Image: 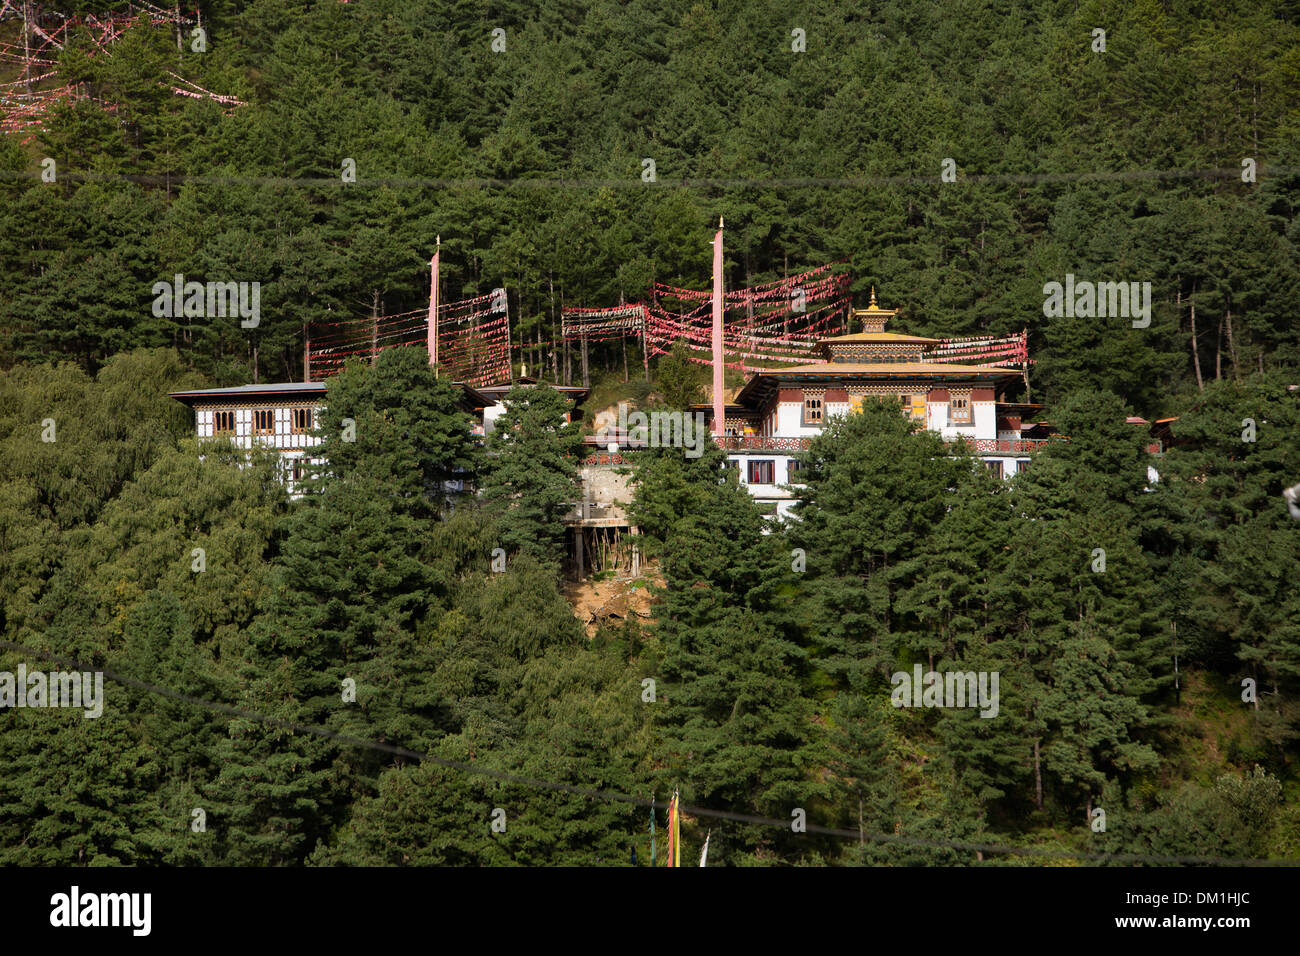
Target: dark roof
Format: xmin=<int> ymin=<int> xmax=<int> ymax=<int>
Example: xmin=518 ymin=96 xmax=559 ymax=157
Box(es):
xmin=170 ymin=379 xmax=494 ymax=412
xmin=454 ymin=384 xmax=495 ymax=409
xmin=734 ymin=362 xmax=1018 ymax=407
xmin=169 ymin=382 xmax=326 ymax=405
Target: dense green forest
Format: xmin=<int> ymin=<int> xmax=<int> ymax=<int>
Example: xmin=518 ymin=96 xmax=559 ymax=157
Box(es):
xmin=1 ymin=0 xmax=1297 ymax=409
xmin=1 ymin=348 xmax=1297 ymax=864
xmin=1 ymin=0 xmax=1298 ymax=865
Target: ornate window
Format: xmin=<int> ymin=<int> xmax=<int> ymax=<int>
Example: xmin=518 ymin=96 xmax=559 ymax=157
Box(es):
xmin=949 ymin=393 xmax=971 ymax=425
xmin=213 ymin=410 xmax=235 ymax=435
xmin=803 ymin=396 xmax=823 ymax=425
xmin=748 ymin=459 xmax=775 ymax=484
xmin=253 ymin=409 xmax=275 ymax=435
xmin=291 ymin=407 xmax=314 ymax=434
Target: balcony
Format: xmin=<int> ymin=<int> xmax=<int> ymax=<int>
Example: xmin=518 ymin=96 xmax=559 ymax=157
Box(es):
xmin=563 ymin=501 xmax=628 ymax=526
xmin=715 ymin=435 xmax=1051 ymax=454
xmin=715 ymin=436 xmax=812 ymax=452
xmin=581 ymin=451 xmax=633 ymax=466
xmin=591 ymin=435 xmax=1052 ymax=458
xmin=948 ymin=438 xmax=1051 ymax=454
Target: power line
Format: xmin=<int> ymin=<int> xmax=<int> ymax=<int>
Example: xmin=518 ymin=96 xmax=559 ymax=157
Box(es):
xmin=0 ymin=166 xmax=1295 ymax=191
xmin=0 ymin=638 xmax=1293 ymax=867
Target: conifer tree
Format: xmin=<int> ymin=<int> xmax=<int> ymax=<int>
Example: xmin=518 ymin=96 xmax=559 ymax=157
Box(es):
xmin=480 ymin=383 xmax=584 ymax=565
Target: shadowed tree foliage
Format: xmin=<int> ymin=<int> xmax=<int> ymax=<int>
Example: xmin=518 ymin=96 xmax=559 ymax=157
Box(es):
xmin=481 ymin=383 xmax=584 ymax=564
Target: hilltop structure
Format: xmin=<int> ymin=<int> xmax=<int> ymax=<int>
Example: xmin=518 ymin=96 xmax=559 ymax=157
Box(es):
xmin=168 ymin=379 xmax=494 ymax=495
xmin=691 ymin=291 xmax=1050 ymax=518
xmin=170 ymin=291 xmax=1119 ymax=572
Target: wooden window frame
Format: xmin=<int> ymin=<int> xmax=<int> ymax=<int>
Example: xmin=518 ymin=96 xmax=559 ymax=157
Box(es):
xmin=291 ymin=407 xmax=313 ymax=435
xmin=803 ymin=397 xmax=823 ymax=426
xmin=748 ymin=459 xmax=775 ymax=484
xmin=212 ymin=410 xmax=235 ymax=435
xmin=898 ymin=393 xmax=922 ymax=422
xmin=950 ymin=394 xmax=972 ymax=425
xmin=252 ymin=409 xmax=275 ymax=435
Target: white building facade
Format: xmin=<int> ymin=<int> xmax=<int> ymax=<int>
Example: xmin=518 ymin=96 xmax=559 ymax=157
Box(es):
xmin=170 ymin=379 xmax=494 ymax=497
xmin=170 ymin=382 xmax=328 ymax=495
xmin=699 ymin=295 xmax=1049 ymax=519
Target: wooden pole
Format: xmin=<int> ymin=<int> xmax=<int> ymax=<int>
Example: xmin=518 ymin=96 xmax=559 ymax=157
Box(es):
xmin=1226 ymin=307 xmax=1238 ymax=379
xmin=581 ymin=330 xmax=589 ymax=388
xmin=23 ymin=0 xmax=31 ymax=95
xmin=1021 ymin=327 xmax=1029 ymax=401
xmin=1188 ymin=287 xmax=1204 ymax=391
xmin=505 ymin=290 xmax=515 ymax=384
xmin=712 ymin=218 xmax=725 ymax=438
xmin=370 ymin=289 xmax=379 ymax=366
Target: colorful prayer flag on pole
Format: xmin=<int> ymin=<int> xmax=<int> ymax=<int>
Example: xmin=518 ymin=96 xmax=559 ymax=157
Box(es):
xmin=667 ymin=789 xmax=681 ymax=867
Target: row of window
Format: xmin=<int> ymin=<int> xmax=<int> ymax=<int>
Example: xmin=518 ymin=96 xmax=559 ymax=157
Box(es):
xmin=733 ymin=457 xmax=1025 ymax=484
xmin=831 ymin=353 xmax=916 ymax=364
xmin=211 ymin=407 xmax=315 ymax=436
xmin=728 ymin=458 xmax=803 ymax=485
xmin=802 ymin=394 xmax=956 ymax=425
xmin=984 ymin=459 xmax=1029 ymax=478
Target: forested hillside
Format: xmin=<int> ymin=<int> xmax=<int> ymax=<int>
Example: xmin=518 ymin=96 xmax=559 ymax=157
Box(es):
xmin=0 ymin=0 xmax=1298 ymax=866
xmin=2 ymin=0 xmax=1297 ymax=407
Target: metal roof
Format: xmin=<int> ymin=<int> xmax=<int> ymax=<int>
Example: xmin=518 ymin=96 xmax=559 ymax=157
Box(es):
xmin=169 ymin=379 xmax=494 ymax=410
xmin=169 ymin=382 xmax=326 ymax=403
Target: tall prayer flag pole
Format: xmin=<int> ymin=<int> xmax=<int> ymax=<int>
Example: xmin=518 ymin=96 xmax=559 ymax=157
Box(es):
xmin=649 ymin=796 xmax=657 ymax=868
xmin=711 ymin=220 xmax=724 ymax=438
xmin=666 ymin=788 xmax=681 ymax=867
xmin=428 ymin=236 xmax=440 ymax=374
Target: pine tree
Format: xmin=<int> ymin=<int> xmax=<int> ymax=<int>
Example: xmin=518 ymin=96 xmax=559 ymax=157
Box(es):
xmin=480 ymin=383 xmax=584 ymax=564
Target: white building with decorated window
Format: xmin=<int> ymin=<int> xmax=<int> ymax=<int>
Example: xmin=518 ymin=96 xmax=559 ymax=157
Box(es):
xmin=169 ymin=380 xmax=492 ymax=496
xmin=695 ymin=293 xmax=1050 ymax=519
xmin=169 ymin=382 xmax=328 ymax=493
